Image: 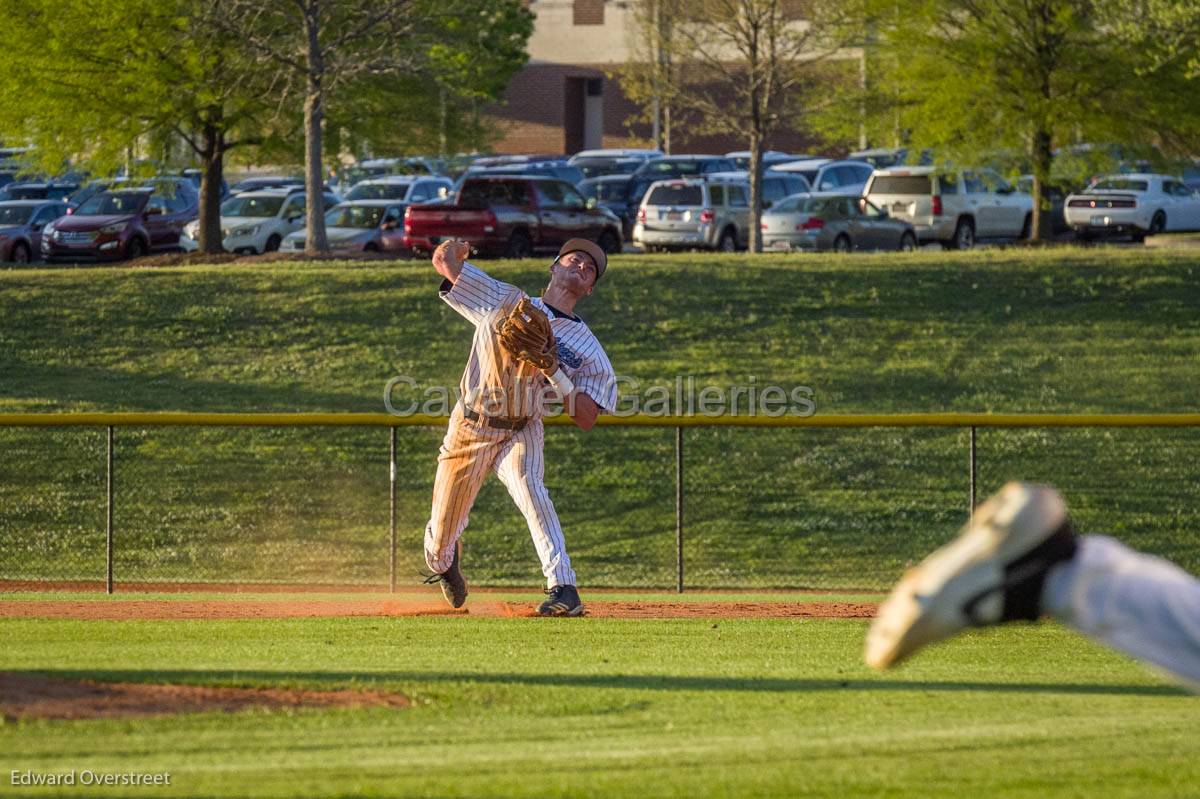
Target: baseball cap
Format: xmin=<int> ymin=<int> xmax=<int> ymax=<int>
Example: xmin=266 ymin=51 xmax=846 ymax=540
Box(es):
xmin=557 ymin=238 xmax=607 ymax=281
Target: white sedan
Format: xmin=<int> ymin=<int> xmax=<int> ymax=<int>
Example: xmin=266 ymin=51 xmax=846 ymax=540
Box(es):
xmin=1064 ymin=173 xmax=1200 ymax=241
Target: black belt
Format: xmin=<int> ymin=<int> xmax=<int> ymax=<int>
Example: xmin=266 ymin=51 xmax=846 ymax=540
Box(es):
xmin=462 ymin=405 xmax=529 ymax=431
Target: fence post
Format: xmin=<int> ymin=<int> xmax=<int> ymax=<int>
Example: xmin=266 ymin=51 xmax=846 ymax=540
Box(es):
xmin=968 ymin=425 xmax=977 ymax=522
xmin=106 ymin=425 xmax=114 ymax=595
xmin=389 ymin=425 xmax=397 ymax=594
xmin=675 ymin=425 xmax=684 ymax=594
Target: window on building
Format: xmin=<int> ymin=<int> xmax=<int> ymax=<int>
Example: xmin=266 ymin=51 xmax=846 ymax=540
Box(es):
xmin=573 ymin=0 xmax=604 ymax=25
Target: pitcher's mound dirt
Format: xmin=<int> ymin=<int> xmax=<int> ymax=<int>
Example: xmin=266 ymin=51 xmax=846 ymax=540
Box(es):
xmin=0 ymin=672 xmax=408 ymax=721
xmin=0 ymin=598 xmax=876 ymax=621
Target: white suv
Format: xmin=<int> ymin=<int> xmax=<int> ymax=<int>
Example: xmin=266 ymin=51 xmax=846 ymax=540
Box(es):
xmin=633 ymin=176 xmax=750 ymax=251
xmin=182 ymin=187 xmax=340 ymax=253
xmin=863 ymin=167 xmax=1034 ymax=248
xmin=344 ymin=175 xmax=452 ymax=203
xmin=773 ymin=158 xmax=876 ymax=194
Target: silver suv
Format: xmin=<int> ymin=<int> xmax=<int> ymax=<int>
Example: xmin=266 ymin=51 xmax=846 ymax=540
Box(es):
xmin=863 ymin=167 xmax=1034 ymax=248
xmin=632 ymin=177 xmax=749 ymax=251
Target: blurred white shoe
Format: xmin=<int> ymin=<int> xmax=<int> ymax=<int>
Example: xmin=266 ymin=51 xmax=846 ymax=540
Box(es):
xmin=865 ymin=482 xmax=1078 ymax=670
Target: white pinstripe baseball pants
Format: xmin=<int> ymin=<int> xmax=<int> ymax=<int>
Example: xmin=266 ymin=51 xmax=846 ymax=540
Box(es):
xmin=1043 ymin=535 xmax=1200 ymax=689
xmin=424 ymin=405 xmax=576 ymax=588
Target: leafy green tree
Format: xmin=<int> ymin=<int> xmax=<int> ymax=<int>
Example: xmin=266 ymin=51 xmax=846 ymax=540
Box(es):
xmin=629 ymin=0 xmax=857 ymax=252
xmin=325 ymin=0 xmax=533 ymax=159
xmin=618 ymin=0 xmax=686 ymax=153
xmin=862 ymin=0 xmax=1200 ymax=240
xmin=0 ymin=0 xmax=279 ymax=253
xmin=216 ymin=0 xmax=531 ymax=254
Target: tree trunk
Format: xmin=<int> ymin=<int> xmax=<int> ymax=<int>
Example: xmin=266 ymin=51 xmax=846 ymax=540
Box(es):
xmin=198 ymin=125 xmax=225 ymax=255
xmin=1031 ymin=128 xmax=1053 ymax=242
xmin=303 ymin=4 xmax=328 ymax=254
xmin=748 ymin=133 xmax=763 ymax=253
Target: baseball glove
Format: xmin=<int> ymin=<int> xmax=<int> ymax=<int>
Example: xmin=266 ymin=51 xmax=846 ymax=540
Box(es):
xmin=497 ymin=297 xmax=558 ymax=372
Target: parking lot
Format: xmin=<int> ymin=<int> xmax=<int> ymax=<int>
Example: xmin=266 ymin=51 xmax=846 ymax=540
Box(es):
xmin=3 ymin=148 xmax=1200 ymax=267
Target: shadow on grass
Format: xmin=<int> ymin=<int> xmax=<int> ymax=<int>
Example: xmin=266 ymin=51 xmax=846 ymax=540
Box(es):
xmin=14 ymin=669 xmax=1190 ymax=698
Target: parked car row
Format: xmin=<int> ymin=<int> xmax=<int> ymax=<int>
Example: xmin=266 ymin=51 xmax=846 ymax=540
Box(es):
xmin=5 ymin=144 xmax=1200 ymax=265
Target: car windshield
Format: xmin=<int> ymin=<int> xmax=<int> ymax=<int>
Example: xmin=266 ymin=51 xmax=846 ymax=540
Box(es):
xmin=768 ymin=195 xmax=804 ymax=214
xmin=220 ymin=195 xmax=286 ymax=217
xmin=0 ymin=206 xmax=33 ymax=225
xmin=1090 ymin=178 xmax=1148 ymax=192
xmin=325 ymin=205 xmax=383 ymax=228
xmin=460 ymin=180 xmax=529 ymax=208
xmin=646 ymin=184 xmax=703 ymax=206
xmin=346 ymin=183 xmax=411 ymax=201
xmin=76 ymin=192 xmax=145 ymax=216
xmin=581 ymin=181 xmax=629 ymax=202
xmin=802 ymin=197 xmax=846 ymax=216
xmin=69 ymin=183 xmax=115 ymax=206
xmin=643 ymin=160 xmax=704 ymax=175
xmin=7 ymin=187 xmax=47 ymax=200
xmin=869 ymin=175 xmax=932 ymax=194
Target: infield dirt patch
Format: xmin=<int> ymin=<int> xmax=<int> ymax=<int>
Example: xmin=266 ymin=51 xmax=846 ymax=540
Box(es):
xmin=0 ymin=672 xmax=408 ymax=721
xmin=0 ymin=598 xmax=877 ymax=621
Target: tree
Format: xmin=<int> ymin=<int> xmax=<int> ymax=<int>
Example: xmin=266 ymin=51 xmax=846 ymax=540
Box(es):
xmin=864 ymin=0 xmax=1200 ymax=240
xmin=216 ymin=0 xmax=531 ymax=254
xmin=619 ymin=0 xmax=686 ymax=152
xmin=325 ymin=0 xmax=533 ymax=159
xmin=623 ymin=0 xmax=859 ymax=252
xmin=0 ymin=0 xmax=280 ymax=253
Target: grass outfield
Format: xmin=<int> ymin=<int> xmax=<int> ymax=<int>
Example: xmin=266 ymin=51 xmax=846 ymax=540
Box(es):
xmin=1 ymin=603 xmax=1197 ymax=798
xmin=2 ymin=249 xmax=1199 ymax=588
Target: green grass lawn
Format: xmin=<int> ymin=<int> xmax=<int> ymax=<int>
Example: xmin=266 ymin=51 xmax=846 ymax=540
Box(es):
xmin=1 ymin=609 xmax=1196 ymax=798
xmin=2 ymin=249 xmax=1199 ymax=589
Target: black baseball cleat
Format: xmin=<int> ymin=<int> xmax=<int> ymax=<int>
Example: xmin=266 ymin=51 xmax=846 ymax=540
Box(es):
xmin=537 ymin=584 xmax=586 ymax=617
xmin=423 ymin=539 xmax=468 ymax=609
xmin=865 ymin=482 xmax=1079 ymax=669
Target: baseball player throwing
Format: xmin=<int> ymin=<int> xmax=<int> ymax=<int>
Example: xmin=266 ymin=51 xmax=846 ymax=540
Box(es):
xmin=423 ymin=238 xmax=617 ymax=616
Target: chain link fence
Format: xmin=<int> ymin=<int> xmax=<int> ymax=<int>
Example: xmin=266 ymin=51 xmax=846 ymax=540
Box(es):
xmin=1 ymin=417 xmax=1198 ymax=591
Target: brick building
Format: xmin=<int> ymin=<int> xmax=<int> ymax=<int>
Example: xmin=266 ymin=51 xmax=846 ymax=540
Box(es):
xmin=487 ymin=0 xmax=823 ymax=156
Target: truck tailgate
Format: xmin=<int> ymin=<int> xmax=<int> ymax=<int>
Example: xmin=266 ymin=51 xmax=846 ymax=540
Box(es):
xmin=405 ymin=205 xmax=494 ymax=239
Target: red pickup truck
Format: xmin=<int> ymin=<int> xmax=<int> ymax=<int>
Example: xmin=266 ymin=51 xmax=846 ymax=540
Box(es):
xmin=403 ymin=175 xmax=623 ymax=258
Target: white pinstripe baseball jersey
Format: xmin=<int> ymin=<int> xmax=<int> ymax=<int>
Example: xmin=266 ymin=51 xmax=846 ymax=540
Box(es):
xmin=439 ymin=262 xmax=617 ymax=419
xmin=424 ymin=261 xmax=615 ymax=590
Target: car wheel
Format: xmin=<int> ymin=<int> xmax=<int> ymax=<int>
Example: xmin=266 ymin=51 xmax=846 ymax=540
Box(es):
xmin=597 ymin=230 xmax=621 ymax=255
xmin=833 ymin=234 xmax=852 ymax=253
xmin=1074 ymin=228 xmax=1093 ymax=243
xmin=264 ymin=233 xmax=282 ymax=253
xmin=364 ymin=242 xmax=380 ymax=253
xmin=505 ymin=230 xmax=533 ymax=259
xmin=716 ymin=228 xmax=737 ymax=252
xmin=952 ymin=218 xmax=975 ymax=250
xmin=126 ymin=237 xmax=146 ymax=260
xmin=898 ymin=232 xmax=916 ymax=252
xmin=1020 ymin=213 xmax=1032 ymax=240
xmin=1148 ymin=211 xmax=1166 ymax=236
xmin=11 ymin=241 xmax=30 ymax=264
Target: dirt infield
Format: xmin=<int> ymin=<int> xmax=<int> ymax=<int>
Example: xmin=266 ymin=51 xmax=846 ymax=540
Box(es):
xmin=0 ymin=672 xmax=409 ymax=721
xmin=0 ymin=598 xmax=877 ymax=621
xmin=1 ymin=667 xmax=408 ymax=719
xmin=0 ymin=598 xmax=874 ymax=720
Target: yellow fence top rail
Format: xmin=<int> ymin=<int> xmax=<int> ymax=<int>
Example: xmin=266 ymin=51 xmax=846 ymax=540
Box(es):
xmin=1 ymin=412 xmax=1199 ymax=428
